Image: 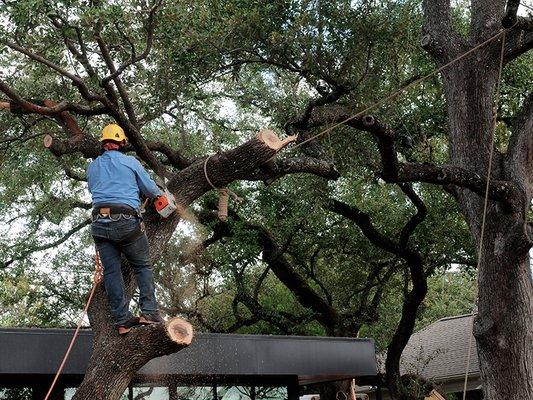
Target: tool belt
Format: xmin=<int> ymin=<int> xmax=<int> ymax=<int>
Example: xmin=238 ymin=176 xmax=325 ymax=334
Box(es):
xmin=91 ymin=204 xmax=145 ymax=245
xmin=91 ymin=205 xmax=141 ymax=221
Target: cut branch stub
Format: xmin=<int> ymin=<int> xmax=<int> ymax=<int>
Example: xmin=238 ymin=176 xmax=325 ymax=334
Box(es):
xmin=420 ymin=34 xmax=432 ymax=49
xmin=166 ymin=317 xmax=194 ymax=345
xmin=43 ymin=133 xmax=100 ymax=159
xmin=362 ymin=115 xmax=375 ymax=127
xmin=258 ymin=129 xmax=297 ymax=151
xmin=43 ymin=134 xmax=54 ymax=149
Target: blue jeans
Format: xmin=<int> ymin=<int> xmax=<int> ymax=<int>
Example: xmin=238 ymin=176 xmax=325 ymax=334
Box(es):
xmin=91 ymin=217 xmax=158 ymax=325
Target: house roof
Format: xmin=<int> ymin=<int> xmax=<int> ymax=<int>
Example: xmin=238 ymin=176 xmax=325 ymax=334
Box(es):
xmin=0 ymin=328 xmax=377 ymax=386
xmin=400 ymin=314 xmax=479 ymax=381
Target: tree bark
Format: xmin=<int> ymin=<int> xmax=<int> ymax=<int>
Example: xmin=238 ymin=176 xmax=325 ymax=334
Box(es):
xmin=473 ymin=221 xmax=533 ymax=399
xmin=434 ymin=13 xmax=533 ymax=400
xmin=318 ymin=379 xmax=352 ymax=400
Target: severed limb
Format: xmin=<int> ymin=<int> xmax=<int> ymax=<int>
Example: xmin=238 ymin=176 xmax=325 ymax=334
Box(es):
xmin=166 ymin=317 xmax=194 ymax=345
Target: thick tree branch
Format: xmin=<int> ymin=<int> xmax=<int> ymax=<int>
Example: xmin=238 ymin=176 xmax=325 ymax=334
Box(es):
xmin=509 ymin=16 xmax=533 ymax=30
xmin=421 ymin=0 xmax=461 ymax=61
xmin=252 ymin=156 xmax=340 ymax=183
xmin=164 ymin=131 xmax=295 ymax=206
xmin=44 ymin=133 xmax=100 ymax=159
xmin=398 ymin=184 xmax=428 ymax=248
xmin=145 ymin=141 xmax=191 ymax=169
xmin=505 ymin=26 xmax=533 ymax=62
xmin=253 ymin=225 xmax=340 ymax=333
xmin=303 ymin=106 xmax=524 ymax=211
xmin=0 ymin=86 xmax=106 ymax=116
xmin=395 ymin=162 xmax=523 ymax=211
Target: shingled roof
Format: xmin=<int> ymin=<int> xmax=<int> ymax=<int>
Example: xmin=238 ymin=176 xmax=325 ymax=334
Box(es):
xmin=400 ymin=314 xmax=479 ymax=381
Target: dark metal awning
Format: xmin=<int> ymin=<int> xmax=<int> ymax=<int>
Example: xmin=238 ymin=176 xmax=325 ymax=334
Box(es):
xmin=0 ymin=328 xmax=377 ymax=386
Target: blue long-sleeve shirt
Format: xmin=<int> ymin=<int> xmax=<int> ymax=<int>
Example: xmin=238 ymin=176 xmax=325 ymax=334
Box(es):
xmin=87 ymin=150 xmax=162 ymax=210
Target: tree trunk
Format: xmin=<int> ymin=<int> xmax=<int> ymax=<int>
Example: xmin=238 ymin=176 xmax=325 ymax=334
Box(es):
xmin=72 ymin=318 xmax=192 ymax=400
xmin=385 ymin=257 xmax=428 ymax=400
xmin=442 ymin=47 xmax=533 ymax=400
xmin=318 ymin=379 xmax=352 ymax=400
xmin=474 ymin=224 xmax=533 ymax=399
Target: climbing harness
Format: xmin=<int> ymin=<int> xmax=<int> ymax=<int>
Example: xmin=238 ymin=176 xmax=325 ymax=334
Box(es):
xmin=43 ymin=249 xmax=103 ymax=400
xmin=91 ymin=205 xmax=142 ymax=221
xmin=203 ymin=154 xmax=243 ymax=221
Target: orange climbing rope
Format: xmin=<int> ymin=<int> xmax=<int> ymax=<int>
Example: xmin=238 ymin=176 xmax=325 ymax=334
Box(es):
xmin=43 ymin=249 xmax=103 ymax=400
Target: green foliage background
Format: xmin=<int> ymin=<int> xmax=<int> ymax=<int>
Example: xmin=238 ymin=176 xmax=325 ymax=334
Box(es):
xmin=0 ymin=0 xmax=530 ymax=354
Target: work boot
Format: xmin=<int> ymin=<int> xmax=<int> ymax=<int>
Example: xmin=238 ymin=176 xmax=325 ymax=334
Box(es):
xmin=117 ymin=316 xmax=141 ymax=335
xmin=139 ymin=313 xmax=165 ymax=324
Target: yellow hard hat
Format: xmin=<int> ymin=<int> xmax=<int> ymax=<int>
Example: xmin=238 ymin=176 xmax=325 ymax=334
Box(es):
xmin=100 ymin=124 xmax=127 ymax=143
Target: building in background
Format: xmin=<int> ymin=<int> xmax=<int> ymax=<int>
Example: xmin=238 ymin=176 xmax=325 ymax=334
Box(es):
xmin=0 ymin=328 xmax=377 ymax=400
xmin=359 ymin=314 xmax=482 ymax=400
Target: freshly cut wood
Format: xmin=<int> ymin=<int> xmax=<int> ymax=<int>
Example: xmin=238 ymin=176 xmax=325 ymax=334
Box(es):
xmin=0 ymin=101 xmax=10 ymax=110
xmin=218 ymin=188 xmax=229 ymax=221
xmin=44 ymin=134 xmax=54 ymax=148
xmin=257 ymin=129 xmax=297 ymax=151
xmin=424 ymin=390 xmax=446 ymax=400
xmin=166 ymin=317 xmax=194 ymax=345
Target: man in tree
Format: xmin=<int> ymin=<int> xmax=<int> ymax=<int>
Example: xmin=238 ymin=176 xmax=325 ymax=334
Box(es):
xmin=88 ymin=123 xmax=165 ymax=335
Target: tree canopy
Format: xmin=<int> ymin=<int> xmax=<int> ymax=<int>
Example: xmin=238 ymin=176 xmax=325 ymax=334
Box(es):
xmin=0 ymin=0 xmax=531 ymax=399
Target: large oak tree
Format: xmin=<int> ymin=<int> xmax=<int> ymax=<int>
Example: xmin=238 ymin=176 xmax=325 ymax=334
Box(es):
xmin=0 ymin=1 xmax=531 ymax=399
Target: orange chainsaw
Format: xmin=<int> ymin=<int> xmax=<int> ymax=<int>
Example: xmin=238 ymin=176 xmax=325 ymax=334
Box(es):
xmin=154 ymin=178 xmax=178 ymax=218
